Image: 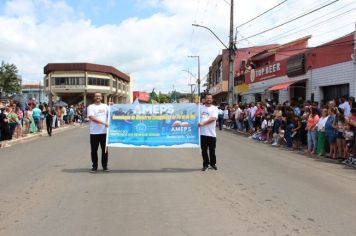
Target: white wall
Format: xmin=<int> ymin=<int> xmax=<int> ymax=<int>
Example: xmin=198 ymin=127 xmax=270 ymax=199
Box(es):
xmin=309 ymin=61 xmax=356 ymax=101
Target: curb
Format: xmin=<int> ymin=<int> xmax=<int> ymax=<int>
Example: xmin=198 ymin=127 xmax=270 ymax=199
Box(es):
xmin=223 ymin=127 xmax=356 ymax=169
xmin=5 ymin=125 xmax=86 ymax=147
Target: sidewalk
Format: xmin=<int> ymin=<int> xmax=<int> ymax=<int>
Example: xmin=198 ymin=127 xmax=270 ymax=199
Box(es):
xmin=223 ymin=126 xmax=356 ymax=169
xmin=2 ymin=124 xmax=86 ymax=148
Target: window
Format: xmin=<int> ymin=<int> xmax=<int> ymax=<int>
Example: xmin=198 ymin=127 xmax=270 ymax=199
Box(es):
xmin=88 ymin=77 xmax=110 ymax=86
xmin=323 ymin=84 xmax=349 ymax=102
xmin=52 ymin=77 xmax=85 ymax=86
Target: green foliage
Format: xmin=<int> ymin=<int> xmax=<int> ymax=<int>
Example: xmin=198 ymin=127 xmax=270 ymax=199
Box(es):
xmin=158 ymin=94 xmax=170 ymax=103
xmin=0 ymin=61 xmax=21 ymax=96
xmin=149 ymin=89 xmax=158 ymax=103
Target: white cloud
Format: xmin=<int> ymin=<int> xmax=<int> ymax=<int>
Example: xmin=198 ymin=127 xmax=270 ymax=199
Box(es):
xmin=0 ymin=0 xmax=355 ymax=92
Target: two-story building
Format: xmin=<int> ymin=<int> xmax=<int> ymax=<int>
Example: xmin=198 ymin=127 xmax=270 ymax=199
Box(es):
xmin=44 ymin=63 xmax=132 ymax=106
xmin=207 ymin=45 xmax=278 ymax=104
xmin=243 ymin=31 xmax=356 ymax=104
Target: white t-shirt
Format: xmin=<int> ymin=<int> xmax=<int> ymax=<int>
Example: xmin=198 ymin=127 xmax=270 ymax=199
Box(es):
xmin=223 ymin=110 xmax=229 ymax=119
xmin=316 ymin=116 xmax=328 ymax=131
xmin=87 ymin=103 xmax=109 ymax=134
xmin=200 ymin=105 xmax=219 ymax=137
xmin=339 ymin=101 xmax=351 ymax=117
xmin=235 ymin=108 xmax=242 ymax=120
xmin=261 ymin=119 xmax=268 ymax=130
xmin=250 ymin=106 xmax=257 ymax=118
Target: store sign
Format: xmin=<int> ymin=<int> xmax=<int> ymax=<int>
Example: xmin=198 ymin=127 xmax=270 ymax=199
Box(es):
xmin=246 ymin=60 xmax=286 ymax=84
xmin=287 ymin=54 xmax=306 ymax=77
xmin=210 ymin=81 xmax=228 ymax=95
xmin=255 ymin=63 xmax=281 ymax=78
xmin=235 ymin=83 xmax=249 ymax=94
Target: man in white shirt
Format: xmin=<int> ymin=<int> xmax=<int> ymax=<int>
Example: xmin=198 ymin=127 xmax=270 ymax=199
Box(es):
xmin=338 ymin=96 xmax=351 ymax=117
xmin=87 ymin=93 xmax=109 ymax=173
xmin=199 ymin=94 xmax=219 ymax=171
xmin=248 ymin=102 xmax=257 ymax=132
xmin=235 ymin=104 xmax=242 ymax=131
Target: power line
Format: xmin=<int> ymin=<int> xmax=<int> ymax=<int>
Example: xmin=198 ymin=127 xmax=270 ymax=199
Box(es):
xmin=259 ymin=4 xmax=356 ymax=45
xmin=236 ymin=0 xmax=331 ymax=33
xmin=313 ymin=23 xmax=355 ymax=41
xmin=236 ymin=0 xmax=339 ymax=43
xmin=235 ymin=0 xmax=288 ymax=29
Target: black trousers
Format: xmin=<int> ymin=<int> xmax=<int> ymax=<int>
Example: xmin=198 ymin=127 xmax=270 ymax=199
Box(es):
xmin=46 ymin=119 xmax=52 ymax=136
xmin=90 ymin=134 xmax=108 ymax=169
xmin=200 ymin=135 xmax=217 ymax=167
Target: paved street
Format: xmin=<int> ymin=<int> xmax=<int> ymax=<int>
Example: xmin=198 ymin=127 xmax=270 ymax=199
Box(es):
xmin=1 ymin=127 xmax=356 ymax=236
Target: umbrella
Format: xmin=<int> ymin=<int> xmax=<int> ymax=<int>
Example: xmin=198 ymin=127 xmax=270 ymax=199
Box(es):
xmin=10 ymin=94 xmax=26 ymax=103
xmin=54 ymin=101 xmax=68 ymax=107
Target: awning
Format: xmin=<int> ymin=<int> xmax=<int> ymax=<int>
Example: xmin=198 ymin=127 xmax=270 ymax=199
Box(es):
xmin=241 ymin=88 xmax=266 ymax=96
xmin=268 ymin=81 xmax=297 ymax=91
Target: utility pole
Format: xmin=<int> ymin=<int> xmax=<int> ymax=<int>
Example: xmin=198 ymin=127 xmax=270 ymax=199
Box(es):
xmin=188 ymin=55 xmax=201 ymax=100
xmin=188 ymin=83 xmax=195 ymax=103
xmin=228 ymin=0 xmax=235 ymax=105
xmin=192 ymin=0 xmax=235 ymax=104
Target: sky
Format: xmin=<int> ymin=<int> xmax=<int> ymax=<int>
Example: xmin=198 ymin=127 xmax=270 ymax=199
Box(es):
xmin=0 ymin=0 xmax=355 ymax=94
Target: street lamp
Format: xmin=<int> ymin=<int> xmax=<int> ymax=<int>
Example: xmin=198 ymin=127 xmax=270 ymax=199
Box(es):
xmin=192 ymin=0 xmax=235 ymax=104
xmin=188 ymin=55 xmax=200 ymax=101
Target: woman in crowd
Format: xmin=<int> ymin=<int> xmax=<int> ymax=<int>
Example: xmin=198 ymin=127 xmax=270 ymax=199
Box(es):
xmin=306 ymin=107 xmax=319 ymax=154
xmin=266 ymin=114 xmax=274 ymax=143
xmin=235 ymin=104 xmax=243 ymax=131
xmin=0 ymin=107 xmax=11 ymax=148
xmin=243 ymin=104 xmax=250 ymax=133
xmin=284 ymin=113 xmax=295 ymax=148
xmin=223 ymin=106 xmax=229 ymax=128
xmin=254 ymin=103 xmax=264 ymax=132
xmin=45 ymin=106 xmax=54 ymax=136
xmin=343 ymin=123 xmax=354 ymax=162
xmin=28 ymin=106 xmax=37 ymax=133
xmin=217 ymin=105 xmax=224 ymax=130
xmin=316 ymin=108 xmax=328 ymax=156
xmin=23 ymin=106 xmax=31 ymax=134
xmin=39 ymin=103 xmax=46 ymax=131
xmin=325 ymin=108 xmax=337 ymax=158
xmin=7 ymin=106 xmax=19 ymax=139
xmin=334 ymin=109 xmax=345 ymax=159
xmin=300 ymin=105 xmax=310 ymax=147
xmin=15 ymin=106 xmax=23 ymax=138
xmin=292 ymin=115 xmax=302 ymax=150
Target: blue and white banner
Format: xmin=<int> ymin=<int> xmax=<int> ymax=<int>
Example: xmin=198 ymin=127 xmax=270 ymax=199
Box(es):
xmin=107 ymin=103 xmax=200 ymax=148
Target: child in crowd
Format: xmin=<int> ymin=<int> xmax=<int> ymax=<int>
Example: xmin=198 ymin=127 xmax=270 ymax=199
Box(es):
xmin=342 ymin=123 xmax=355 ymax=164
xmin=265 ymin=115 xmax=274 ymax=143
xmin=260 ymin=115 xmax=268 ymax=141
xmin=292 ymin=115 xmax=302 ymax=150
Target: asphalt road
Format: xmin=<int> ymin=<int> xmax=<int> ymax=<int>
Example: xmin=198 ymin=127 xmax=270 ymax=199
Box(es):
xmin=1 ymin=126 xmax=356 ymax=236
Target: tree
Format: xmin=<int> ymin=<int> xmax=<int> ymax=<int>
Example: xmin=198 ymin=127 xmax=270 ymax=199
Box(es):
xmin=149 ymin=89 xmax=158 ymax=103
xmin=0 ymin=61 xmax=21 ymax=96
xmin=158 ymin=94 xmax=170 ymax=103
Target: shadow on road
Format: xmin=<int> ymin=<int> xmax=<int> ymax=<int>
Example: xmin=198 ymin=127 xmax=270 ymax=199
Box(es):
xmin=62 ymin=168 xmax=202 ymax=174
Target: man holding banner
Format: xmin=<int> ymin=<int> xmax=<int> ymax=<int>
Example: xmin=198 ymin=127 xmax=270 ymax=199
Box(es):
xmin=87 ymin=93 xmax=109 ymax=173
xmin=199 ymin=94 xmax=219 ymax=171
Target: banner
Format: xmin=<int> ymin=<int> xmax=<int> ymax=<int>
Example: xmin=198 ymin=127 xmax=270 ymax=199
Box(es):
xmin=107 ymin=103 xmax=200 ymax=148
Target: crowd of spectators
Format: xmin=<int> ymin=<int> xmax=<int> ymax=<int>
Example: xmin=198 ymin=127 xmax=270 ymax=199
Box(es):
xmin=0 ymin=98 xmax=87 ymax=148
xmin=218 ymin=96 xmax=356 ymax=166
